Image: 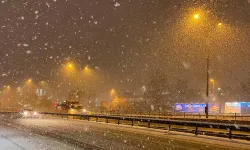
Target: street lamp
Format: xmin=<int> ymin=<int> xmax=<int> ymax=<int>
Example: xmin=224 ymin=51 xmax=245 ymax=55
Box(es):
xmin=67 ymin=63 xmax=74 ymax=69
xmin=191 ymin=13 xmax=223 ymax=118
xmin=193 ymin=14 xmax=199 ymax=19
xmin=84 ymin=66 xmax=89 ymax=71
xmin=110 ymin=89 xmax=115 ymax=97
xmin=28 ymin=79 xmax=32 ymax=83
xmin=217 ymin=23 xmax=222 ymax=27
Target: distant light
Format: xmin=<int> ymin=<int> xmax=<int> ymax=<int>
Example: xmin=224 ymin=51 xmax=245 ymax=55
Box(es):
xmin=84 ymin=66 xmax=89 ymax=70
xmin=23 ymin=111 xmax=28 ymax=116
xmin=110 ymin=89 xmax=115 ymax=96
xmin=218 ymin=23 xmax=222 ymax=27
xmin=210 ymin=79 xmax=214 ymax=82
xmin=28 ymin=79 xmax=32 ymax=83
xmin=65 ymin=62 xmax=75 ymax=72
xmin=193 ymin=14 xmax=199 ymax=19
xmin=218 ymin=88 xmax=221 ymax=91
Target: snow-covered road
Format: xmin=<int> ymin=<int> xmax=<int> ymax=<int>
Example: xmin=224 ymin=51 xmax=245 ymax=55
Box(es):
xmin=0 ymin=124 xmax=82 ymax=150
xmin=1 ymin=114 xmax=250 ymax=150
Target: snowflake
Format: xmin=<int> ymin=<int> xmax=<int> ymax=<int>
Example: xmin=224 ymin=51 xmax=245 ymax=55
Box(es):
xmin=114 ymin=2 xmax=120 ymax=7
xmin=26 ymin=50 xmax=31 ymax=54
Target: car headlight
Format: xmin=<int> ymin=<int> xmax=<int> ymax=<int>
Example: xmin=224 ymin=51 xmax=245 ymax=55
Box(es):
xmin=33 ymin=112 xmax=38 ymax=115
xmin=83 ymin=109 xmax=87 ymax=112
xmin=23 ymin=111 xmax=28 ymax=116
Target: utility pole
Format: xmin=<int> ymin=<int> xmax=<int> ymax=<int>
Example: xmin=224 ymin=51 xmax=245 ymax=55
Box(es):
xmin=205 ymin=55 xmax=210 ymax=118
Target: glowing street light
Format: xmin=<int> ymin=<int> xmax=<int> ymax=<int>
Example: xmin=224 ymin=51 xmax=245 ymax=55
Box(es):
xmin=84 ymin=66 xmax=89 ymax=71
xmin=66 ymin=62 xmax=74 ymax=69
xmin=82 ymin=65 xmax=94 ymax=78
xmin=189 ymin=13 xmax=225 ymax=119
xmin=64 ymin=62 xmax=76 ymax=76
xmin=110 ymin=89 xmax=116 ymax=97
xmin=27 ymin=79 xmax=32 ymax=83
xmin=193 ymin=13 xmax=199 ymax=19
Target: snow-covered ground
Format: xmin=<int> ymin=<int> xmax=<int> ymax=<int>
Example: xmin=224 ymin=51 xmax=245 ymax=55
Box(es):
xmin=1 ymin=114 xmax=250 ymax=150
xmin=0 ymin=124 xmax=82 ymax=150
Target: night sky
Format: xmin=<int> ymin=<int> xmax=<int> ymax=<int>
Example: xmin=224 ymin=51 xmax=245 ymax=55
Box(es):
xmin=0 ymin=0 xmax=250 ymax=92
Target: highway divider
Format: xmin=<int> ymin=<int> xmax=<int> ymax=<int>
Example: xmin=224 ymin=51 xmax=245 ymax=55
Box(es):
xmin=39 ymin=112 xmax=250 ymax=140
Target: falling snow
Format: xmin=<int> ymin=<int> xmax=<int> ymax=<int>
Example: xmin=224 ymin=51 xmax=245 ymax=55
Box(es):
xmin=0 ymin=2 xmax=249 ymax=149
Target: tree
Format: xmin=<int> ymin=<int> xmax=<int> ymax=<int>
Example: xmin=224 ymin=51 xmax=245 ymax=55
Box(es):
xmin=101 ymin=101 xmax=111 ymax=113
xmin=111 ymin=96 xmax=128 ymax=113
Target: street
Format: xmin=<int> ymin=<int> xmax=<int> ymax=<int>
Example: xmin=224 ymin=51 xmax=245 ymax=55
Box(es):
xmin=1 ymin=114 xmax=250 ymax=150
xmin=0 ymin=124 xmax=80 ymax=150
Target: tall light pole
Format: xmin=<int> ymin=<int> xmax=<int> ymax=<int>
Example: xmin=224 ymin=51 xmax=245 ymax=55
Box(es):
xmin=205 ymin=24 xmax=222 ymax=118
xmin=65 ymin=62 xmax=81 ymax=90
xmin=205 ymin=55 xmax=210 ymax=118
xmin=192 ymin=13 xmax=210 ymax=118
xmin=64 ymin=62 xmax=95 ymax=107
xmin=191 ymin=13 xmax=223 ymax=118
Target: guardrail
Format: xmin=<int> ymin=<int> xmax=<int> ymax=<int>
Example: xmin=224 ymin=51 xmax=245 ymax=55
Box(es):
xmin=104 ymin=112 xmax=250 ymax=121
xmin=39 ymin=112 xmax=250 ymax=140
xmin=0 ymin=111 xmax=18 ymax=114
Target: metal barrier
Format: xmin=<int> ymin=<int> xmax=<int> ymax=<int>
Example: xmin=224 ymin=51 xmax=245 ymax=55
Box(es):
xmin=0 ymin=111 xmax=18 ymax=114
xmin=39 ymin=112 xmax=250 ymax=140
xmin=104 ymin=113 xmax=250 ymax=121
xmin=1 ymin=111 xmax=249 ymax=140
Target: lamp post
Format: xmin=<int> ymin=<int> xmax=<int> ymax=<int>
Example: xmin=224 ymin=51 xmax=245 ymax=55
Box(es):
xmin=205 ymin=55 xmax=210 ymax=118
xmin=191 ymin=13 xmax=223 ymax=118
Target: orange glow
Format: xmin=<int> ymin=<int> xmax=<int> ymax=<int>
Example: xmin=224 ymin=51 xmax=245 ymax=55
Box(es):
xmin=217 ymin=23 xmax=222 ymax=27
xmin=110 ymin=89 xmax=115 ymax=96
xmin=193 ymin=14 xmax=199 ymax=19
